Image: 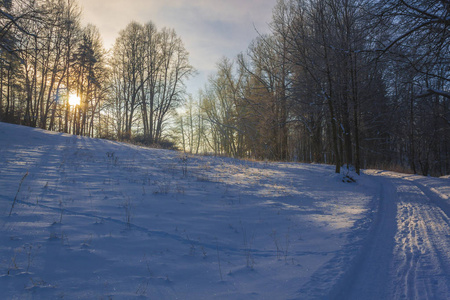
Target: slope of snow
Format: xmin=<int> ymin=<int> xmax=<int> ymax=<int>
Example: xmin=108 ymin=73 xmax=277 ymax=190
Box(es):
xmin=0 ymin=122 xmax=449 ymax=299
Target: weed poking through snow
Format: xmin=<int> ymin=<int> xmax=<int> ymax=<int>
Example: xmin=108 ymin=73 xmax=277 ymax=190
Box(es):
xmin=9 ymin=171 xmax=29 ymax=216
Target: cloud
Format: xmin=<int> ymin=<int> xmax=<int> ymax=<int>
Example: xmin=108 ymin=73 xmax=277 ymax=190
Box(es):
xmin=77 ymin=0 xmax=277 ymax=94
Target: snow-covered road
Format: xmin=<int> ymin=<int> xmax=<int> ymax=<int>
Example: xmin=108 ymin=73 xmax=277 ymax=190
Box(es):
xmin=335 ymin=171 xmax=450 ymax=300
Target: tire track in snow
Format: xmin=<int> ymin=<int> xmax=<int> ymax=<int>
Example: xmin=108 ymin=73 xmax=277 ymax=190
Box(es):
xmin=391 ymin=179 xmax=450 ymax=300
xmin=294 ymin=173 xmax=385 ymax=300
xmin=412 ymin=180 xmax=450 ymax=225
xmin=330 ymin=173 xmax=397 ymax=300
xmin=336 ymin=171 xmax=450 ymax=300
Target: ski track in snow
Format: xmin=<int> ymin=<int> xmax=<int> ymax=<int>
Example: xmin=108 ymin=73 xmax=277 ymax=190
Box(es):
xmin=1 ymin=123 xmax=450 ymax=299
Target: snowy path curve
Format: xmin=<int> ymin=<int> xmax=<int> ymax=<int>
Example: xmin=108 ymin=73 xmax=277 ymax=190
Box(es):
xmin=335 ymin=170 xmax=450 ymax=300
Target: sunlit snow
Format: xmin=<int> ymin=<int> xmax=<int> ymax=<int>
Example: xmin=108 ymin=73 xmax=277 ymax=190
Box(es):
xmin=0 ymin=123 xmax=449 ymax=299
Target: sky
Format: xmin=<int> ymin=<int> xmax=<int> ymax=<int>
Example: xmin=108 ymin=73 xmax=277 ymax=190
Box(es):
xmin=77 ymin=0 xmax=278 ymax=96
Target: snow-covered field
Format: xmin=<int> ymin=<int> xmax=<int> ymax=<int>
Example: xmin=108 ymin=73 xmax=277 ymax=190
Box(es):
xmin=0 ymin=122 xmax=449 ymax=299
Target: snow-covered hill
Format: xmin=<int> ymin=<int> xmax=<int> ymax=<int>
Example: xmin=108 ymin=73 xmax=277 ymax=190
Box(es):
xmin=0 ymin=122 xmax=449 ymax=299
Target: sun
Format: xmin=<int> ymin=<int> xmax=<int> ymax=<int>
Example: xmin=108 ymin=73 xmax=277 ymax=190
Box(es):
xmin=68 ymin=94 xmax=81 ymax=106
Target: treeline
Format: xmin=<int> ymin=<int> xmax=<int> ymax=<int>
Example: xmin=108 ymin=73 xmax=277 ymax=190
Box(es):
xmin=0 ymin=0 xmax=194 ymax=144
xmin=177 ymin=0 xmax=450 ymax=176
xmin=1 ymin=0 xmax=449 ymax=176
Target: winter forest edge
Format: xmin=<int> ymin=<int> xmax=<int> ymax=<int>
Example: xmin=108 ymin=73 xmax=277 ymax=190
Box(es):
xmin=1 ymin=0 xmax=449 ymax=176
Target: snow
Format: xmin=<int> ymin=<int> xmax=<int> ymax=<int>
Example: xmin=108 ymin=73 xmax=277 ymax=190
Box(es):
xmin=0 ymin=122 xmax=449 ymax=299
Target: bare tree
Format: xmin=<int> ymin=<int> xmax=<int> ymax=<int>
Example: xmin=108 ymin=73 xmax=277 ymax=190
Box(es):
xmin=110 ymin=21 xmax=194 ymax=143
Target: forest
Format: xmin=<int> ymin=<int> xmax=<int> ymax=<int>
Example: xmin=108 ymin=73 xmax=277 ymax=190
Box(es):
xmin=1 ymin=0 xmax=449 ymax=176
